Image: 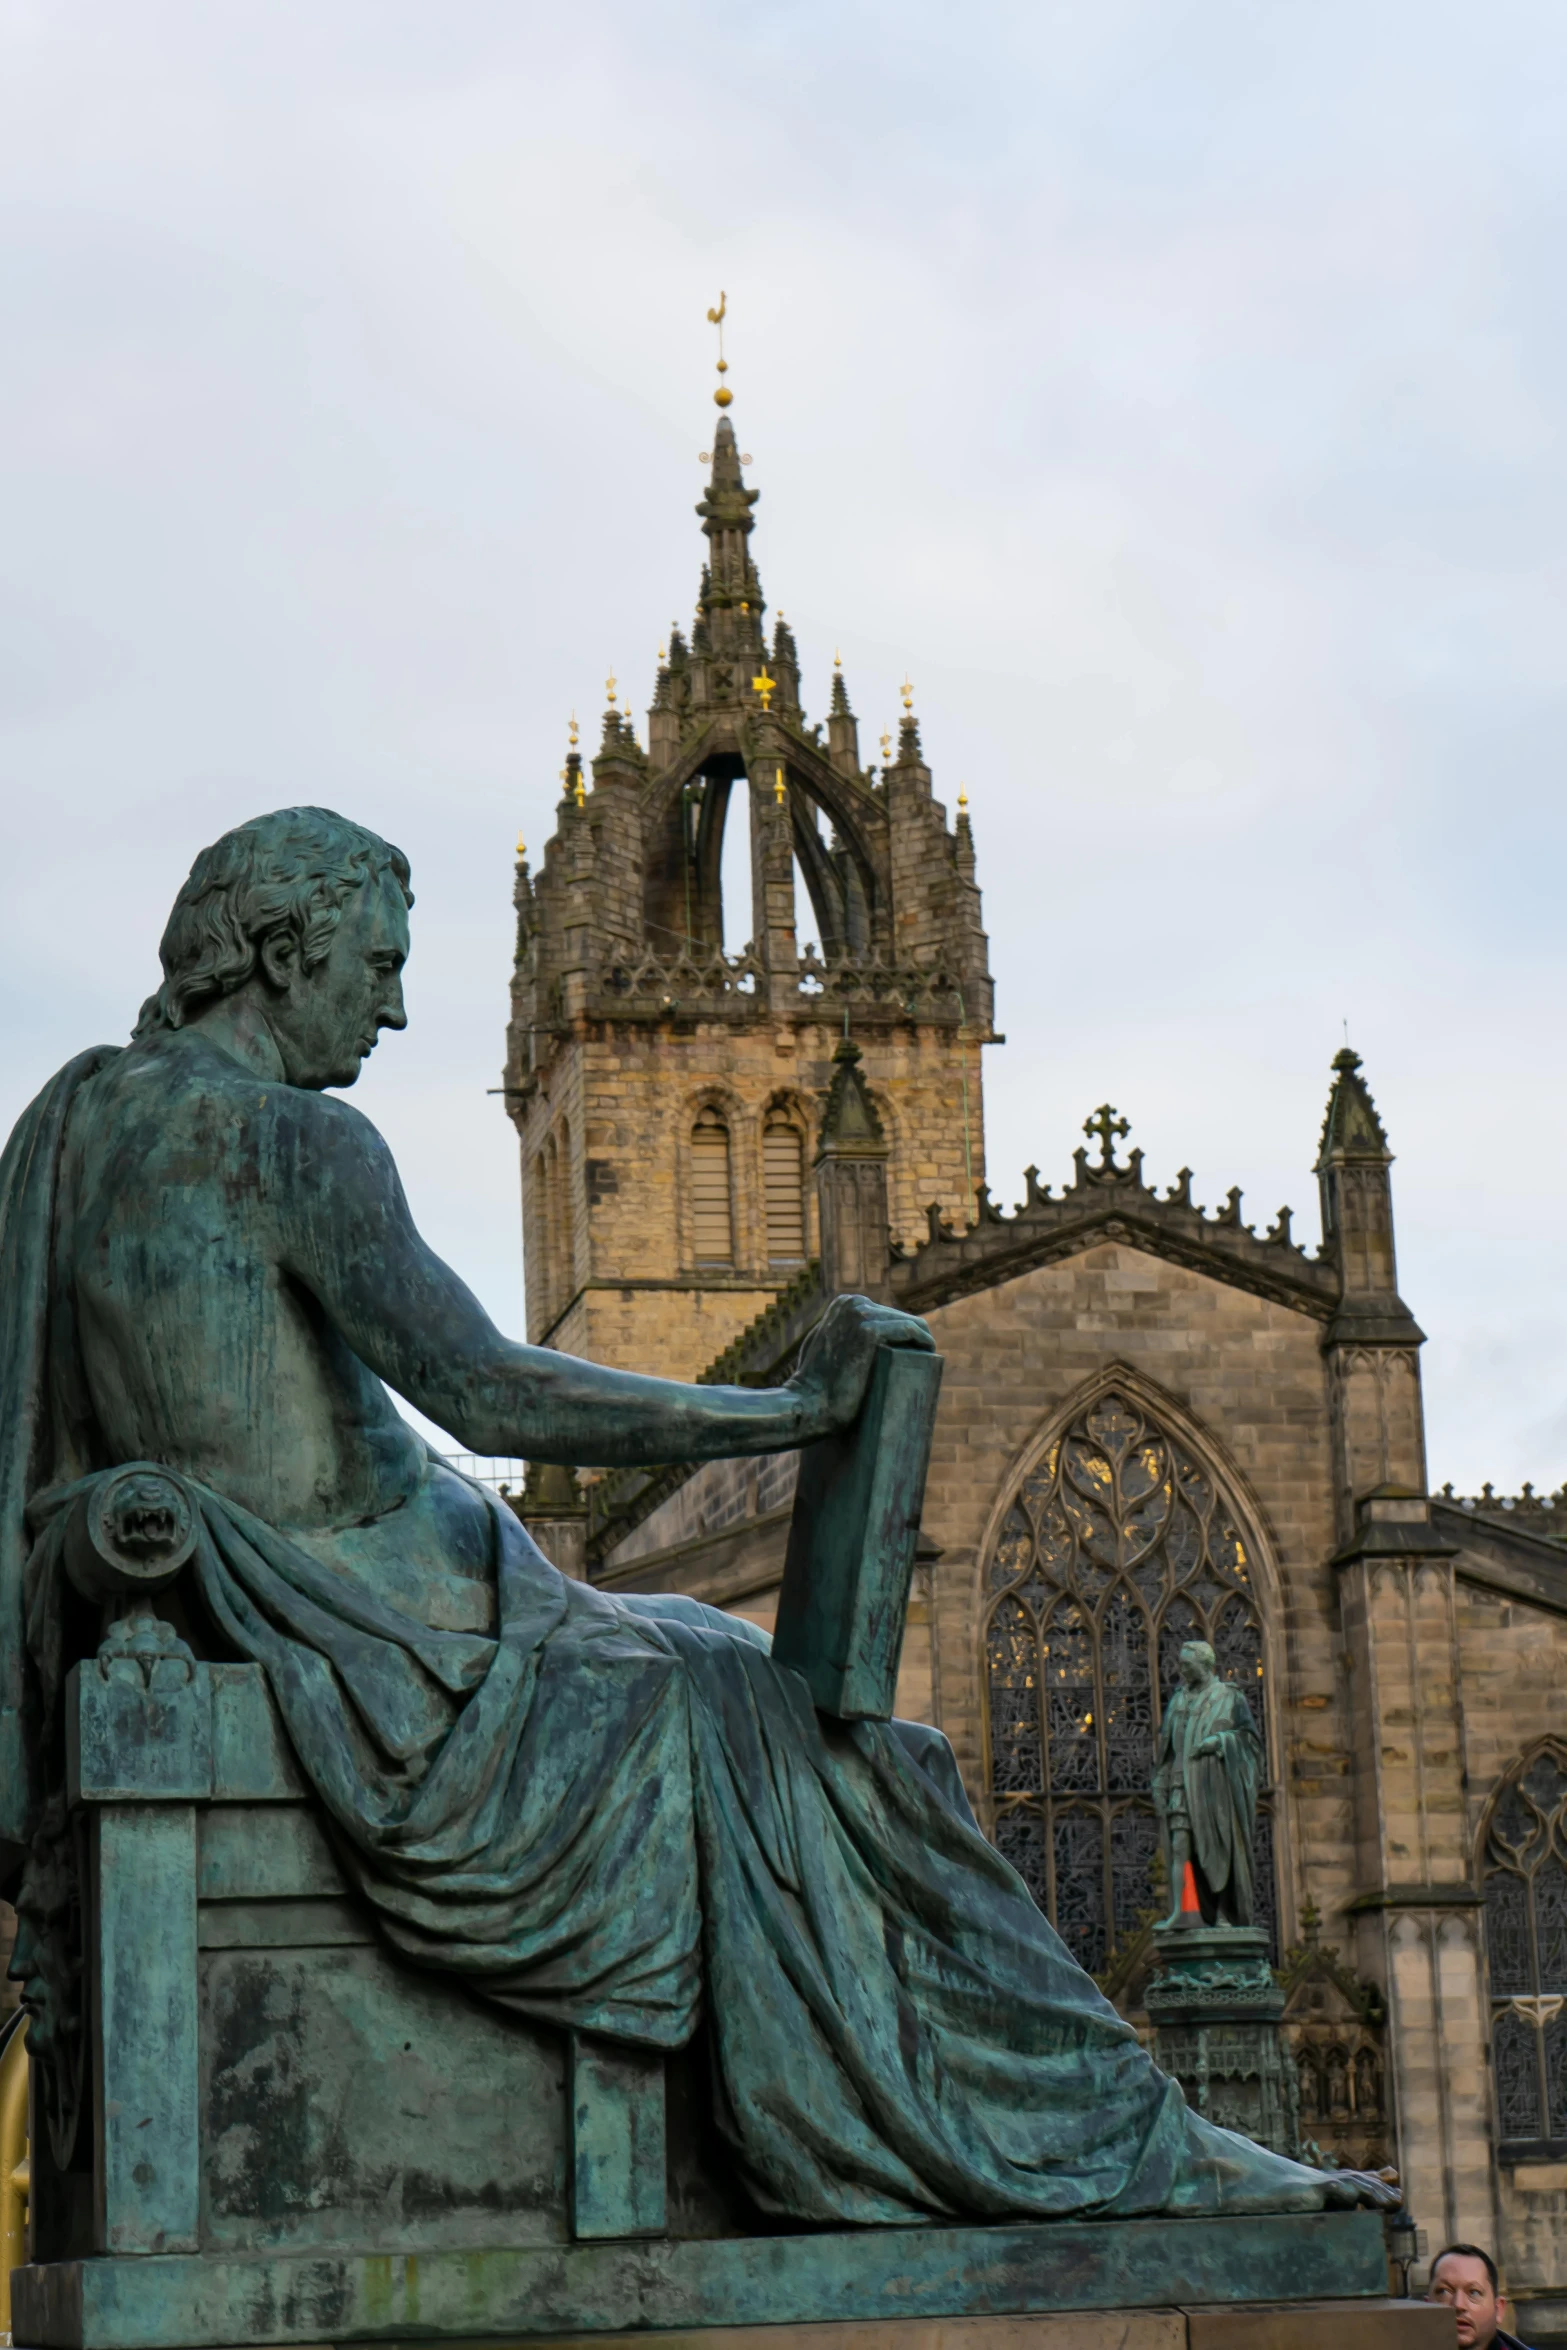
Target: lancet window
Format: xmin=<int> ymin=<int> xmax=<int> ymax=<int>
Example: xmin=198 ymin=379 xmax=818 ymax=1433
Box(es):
xmin=1483 ymin=1743 xmax=1567 ymax=2154
xmin=762 ymin=1119 xmax=806 ymax=1264
xmin=982 ymin=1389 xmax=1276 ymax=1978
xmin=690 ymin=1107 xmax=735 ymax=1266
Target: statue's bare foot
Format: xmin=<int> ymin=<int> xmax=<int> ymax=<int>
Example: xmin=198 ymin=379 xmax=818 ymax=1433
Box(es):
xmin=1319 ymin=2167 xmax=1402 ymax=2211
xmin=96 ymin=1603 xmax=195 ymax=1689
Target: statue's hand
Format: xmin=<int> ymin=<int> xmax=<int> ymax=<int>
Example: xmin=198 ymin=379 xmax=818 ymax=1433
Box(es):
xmin=788 ymin=1294 xmax=934 ymax=1437
xmin=1193 ymin=1737 xmax=1223 ymax=1757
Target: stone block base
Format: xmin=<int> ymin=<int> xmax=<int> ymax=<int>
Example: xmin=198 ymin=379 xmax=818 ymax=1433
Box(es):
xmin=13 ymin=2210 xmax=1402 ymax=2350
xmin=10 ymin=2307 xmax=1458 ymax=2350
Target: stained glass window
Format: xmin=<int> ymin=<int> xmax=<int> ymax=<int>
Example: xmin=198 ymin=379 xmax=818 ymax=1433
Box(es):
xmin=981 ymin=1389 xmax=1277 ymax=1976
xmin=1483 ymin=1741 xmax=1567 ymax=2152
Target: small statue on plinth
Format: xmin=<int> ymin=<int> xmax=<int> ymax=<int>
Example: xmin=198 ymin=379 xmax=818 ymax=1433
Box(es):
xmin=1148 ymin=1640 xmax=1299 ymax=2156
xmin=1153 ymin=1638 xmax=1263 ymax=1928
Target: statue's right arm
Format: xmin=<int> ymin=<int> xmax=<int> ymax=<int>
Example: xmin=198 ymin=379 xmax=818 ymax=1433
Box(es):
xmin=276 ymin=1095 xmax=930 ymax=1466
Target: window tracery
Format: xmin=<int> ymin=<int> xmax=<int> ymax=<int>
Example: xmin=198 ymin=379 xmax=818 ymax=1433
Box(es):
xmin=982 ymin=1389 xmax=1276 ymax=1978
xmin=1483 ymin=1741 xmax=1567 ymax=2151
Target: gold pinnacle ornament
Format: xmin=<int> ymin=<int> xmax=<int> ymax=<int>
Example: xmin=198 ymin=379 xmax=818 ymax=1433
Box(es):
xmin=706 ymin=292 xmax=732 ymax=408
xmin=774 ymin=766 xmax=787 ymax=806
xmin=568 ymin=714 xmax=579 ymax=746
xmin=752 ymin=668 xmax=775 ymax=713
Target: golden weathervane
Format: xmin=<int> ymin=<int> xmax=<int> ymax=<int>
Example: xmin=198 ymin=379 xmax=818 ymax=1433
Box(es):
xmin=707 ymin=293 xmax=733 ymax=408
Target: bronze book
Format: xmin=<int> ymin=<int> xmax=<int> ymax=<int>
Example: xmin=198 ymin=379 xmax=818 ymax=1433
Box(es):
xmin=772 ymin=1344 xmax=945 ymax=1720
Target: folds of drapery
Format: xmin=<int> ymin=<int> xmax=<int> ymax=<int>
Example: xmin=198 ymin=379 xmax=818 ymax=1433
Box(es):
xmin=150 ymin=1478 xmax=1323 ymax=2225
xmin=0 ymin=1048 xmax=121 ymax=1878
xmin=1184 ymin=1687 xmax=1263 ymax=1914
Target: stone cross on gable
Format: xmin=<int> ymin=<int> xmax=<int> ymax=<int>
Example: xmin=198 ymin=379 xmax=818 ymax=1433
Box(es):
xmin=1084 ymin=1104 xmax=1130 ymax=1169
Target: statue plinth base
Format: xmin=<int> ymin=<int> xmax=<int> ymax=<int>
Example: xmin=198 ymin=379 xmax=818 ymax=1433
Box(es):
xmin=11 ymin=2215 xmax=1428 ymax=2349
xmin=17 ymin=1662 xmax=1398 ymax=2350
xmin=1148 ymin=1924 xmax=1300 ymax=2159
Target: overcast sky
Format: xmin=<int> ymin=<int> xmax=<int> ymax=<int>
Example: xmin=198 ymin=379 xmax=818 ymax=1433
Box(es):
xmin=2 ymin=2 xmax=1564 ymax=1490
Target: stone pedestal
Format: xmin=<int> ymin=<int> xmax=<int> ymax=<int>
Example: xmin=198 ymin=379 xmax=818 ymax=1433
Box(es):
xmin=1148 ymin=1924 xmax=1301 ymax=2159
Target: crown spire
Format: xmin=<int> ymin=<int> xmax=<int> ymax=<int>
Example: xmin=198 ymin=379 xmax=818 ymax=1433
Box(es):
xmin=695 ymin=414 xmax=764 ymax=655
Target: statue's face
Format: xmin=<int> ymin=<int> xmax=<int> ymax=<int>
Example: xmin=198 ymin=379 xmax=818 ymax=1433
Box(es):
xmin=266 ymin=873 xmax=410 ymax=1090
xmin=1178 ymin=1643 xmax=1214 ymax=1690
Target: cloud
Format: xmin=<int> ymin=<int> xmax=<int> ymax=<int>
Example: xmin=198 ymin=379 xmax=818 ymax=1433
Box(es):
xmin=2 ymin=0 xmax=1565 ymax=1485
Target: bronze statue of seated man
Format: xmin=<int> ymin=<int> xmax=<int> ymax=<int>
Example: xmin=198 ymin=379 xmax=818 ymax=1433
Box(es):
xmin=0 ymin=807 xmax=1394 ymax=2230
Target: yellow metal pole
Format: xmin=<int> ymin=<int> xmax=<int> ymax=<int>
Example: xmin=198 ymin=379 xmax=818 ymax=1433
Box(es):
xmin=0 ymin=2017 xmax=29 ymax=2341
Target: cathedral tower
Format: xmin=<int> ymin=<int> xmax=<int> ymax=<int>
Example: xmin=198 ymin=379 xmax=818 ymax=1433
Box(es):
xmin=504 ymin=409 xmax=995 ymax=1378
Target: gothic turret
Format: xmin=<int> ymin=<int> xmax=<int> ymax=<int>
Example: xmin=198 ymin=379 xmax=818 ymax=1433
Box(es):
xmin=1314 ymin=1047 xmax=1428 ymax=1539
xmin=814 ymin=1033 xmax=891 ymax=1301
xmin=1316 ymin=1049 xmax=1422 ymax=1348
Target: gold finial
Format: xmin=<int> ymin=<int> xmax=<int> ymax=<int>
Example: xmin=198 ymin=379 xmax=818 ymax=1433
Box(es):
xmin=901 ymin=676 xmax=914 ymax=711
xmin=706 ymin=292 xmax=733 ymax=408
xmin=658 ymin=641 xmax=666 ymax=662
xmin=880 ymin=729 xmax=892 ymax=759
xmin=605 ymin=672 xmax=617 ymax=706
xmin=559 ymin=766 xmax=569 ymax=786
xmin=568 ymin=713 xmax=579 ymax=746
xmin=774 ymin=766 xmax=787 ymax=807
xmin=516 ymin=834 xmax=527 ymax=858
xmin=957 ymin=786 xmax=968 ymax=810
xmin=751 ymin=667 xmax=775 ymax=713
xmin=833 ymin=648 xmax=842 ymax=669
xmin=740 ymin=599 xmax=749 ymax=615
xmin=574 ymin=773 xmax=587 ymax=809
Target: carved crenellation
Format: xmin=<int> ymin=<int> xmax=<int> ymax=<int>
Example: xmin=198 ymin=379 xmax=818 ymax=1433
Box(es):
xmin=888 ymin=1127 xmax=1338 ymax=1322
xmin=1440 ymin=1482 xmax=1567 ymax=1544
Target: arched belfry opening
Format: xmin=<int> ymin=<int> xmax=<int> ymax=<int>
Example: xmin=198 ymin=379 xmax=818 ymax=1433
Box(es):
xmin=506 ymin=407 xmax=996 ymax=1378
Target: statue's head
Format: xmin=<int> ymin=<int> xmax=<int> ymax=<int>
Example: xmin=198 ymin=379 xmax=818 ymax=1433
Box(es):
xmin=1177 ymin=1639 xmax=1217 ymax=1690
xmin=134 ymin=807 xmax=414 ymax=1090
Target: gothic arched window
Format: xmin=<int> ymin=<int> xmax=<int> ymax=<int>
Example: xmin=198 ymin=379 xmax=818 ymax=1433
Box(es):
xmin=1483 ymin=1743 xmax=1567 ymax=2154
xmin=690 ymin=1107 xmax=734 ymax=1266
xmin=762 ymin=1118 xmax=806 ymax=1264
xmin=982 ymin=1388 xmax=1276 ymax=1978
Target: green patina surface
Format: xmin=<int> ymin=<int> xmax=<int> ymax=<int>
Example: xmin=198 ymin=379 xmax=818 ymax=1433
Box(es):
xmin=1 ymin=812 xmax=1401 ymax=2350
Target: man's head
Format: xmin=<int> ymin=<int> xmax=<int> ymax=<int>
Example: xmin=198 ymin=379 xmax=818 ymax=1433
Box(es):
xmin=1178 ymin=1640 xmax=1217 ymax=1691
xmin=135 ymin=808 xmax=413 ymax=1090
xmin=1427 ymin=2244 xmax=1507 ymax=2349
